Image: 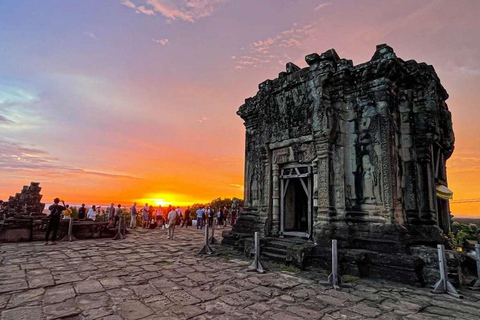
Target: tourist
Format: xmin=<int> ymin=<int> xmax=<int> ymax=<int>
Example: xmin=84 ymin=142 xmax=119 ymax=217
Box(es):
xmin=148 ymin=205 xmax=155 ymax=228
xmin=207 ymin=206 xmax=214 ymax=228
xmin=223 ymin=206 xmax=230 ymax=227
xmin=62 ymin=204 xmax=72 ymax=219
xmin=217 ymin=207 xmax=223 ymax=227
xmin=45 ymin=198 xmax=66 ymax=245
xmin=183 ymin=206 xmax=191 ymax=228
xmin=142 ymin=203 xmax=149 ymax=228
xmin=196 ymin=206 xmax=205 ymax=229
xmin=167 ymin=207 xmax=178 ymax=239
xmin=130 ymin=202 xmax=137 ymax=228
xmin=97 ymin=206 xmax=102 ymax=221
xmin=87 ymin=205 xmax=97 ymax=221
xmin=107 ymin=203 xmax=115 ymax=227
xmin=175 ymin=206 xmax=182 ymax=226
xmin=114 ymin=204 xmax=122 ymax=227
xmin=231 ymin=209 xmax=237 ymax=226
xmin=156 ymin=205 xmax=164 ymax=228
xmin=78 ymin=204 xmax=86 ymax=220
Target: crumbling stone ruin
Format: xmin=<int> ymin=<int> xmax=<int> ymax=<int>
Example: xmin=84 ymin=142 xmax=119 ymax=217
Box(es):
xmin=0 ymin=182 xmax=45 ymax=219
xmin=225 ymin=44 xmax=458 ymax=284
xmin=0 ymin=183 xmax=116 ymax=242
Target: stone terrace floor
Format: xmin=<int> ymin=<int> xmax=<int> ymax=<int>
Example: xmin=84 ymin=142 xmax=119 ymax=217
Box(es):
xmin=1 ymin=227 xmax=480 ymax=320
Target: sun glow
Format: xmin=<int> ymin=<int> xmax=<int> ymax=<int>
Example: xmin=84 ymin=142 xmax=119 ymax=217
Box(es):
xmin=137 ymin=192 xmax=213 ymax=207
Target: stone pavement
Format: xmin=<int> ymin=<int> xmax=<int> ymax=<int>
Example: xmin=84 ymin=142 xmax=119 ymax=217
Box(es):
xmin=1 ymin=227 xmax=479 ymax=320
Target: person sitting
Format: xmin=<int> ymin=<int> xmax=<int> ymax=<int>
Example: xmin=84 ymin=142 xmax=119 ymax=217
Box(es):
xmin=87 ymin=205 xmax=97 ymax=221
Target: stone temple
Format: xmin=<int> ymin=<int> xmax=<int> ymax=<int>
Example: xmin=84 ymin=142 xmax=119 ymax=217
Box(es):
xmin=225 ymin=44 xmax=455 ymax=284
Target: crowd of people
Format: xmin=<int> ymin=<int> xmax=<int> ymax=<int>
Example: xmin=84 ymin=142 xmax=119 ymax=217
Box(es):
xmin=44 ymin=198 xmax=241 ymax=245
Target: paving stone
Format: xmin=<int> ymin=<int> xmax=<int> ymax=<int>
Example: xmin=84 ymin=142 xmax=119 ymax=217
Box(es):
xmin=99 ymin=278 xmax=125 ymax=290
xmin=74 ymin=280 xmax=104 ymax=294
xmin=54 ymin=273 xmax=83 ymax=285
xmin=1 ymin=306 xmax=44 ymax=320
xmin=75 ymin=292 xmax=110 ymax=310
xmin=1 ymin=228 xmax=480 ymax=320
xmin=0 ymin=294 xmax=10 ymax=309
xmin=43 ymin=284 xmax=76 ymax=305
xmin=190 ymin=288 xmax=217 ymax=301
xmin=7 ymin=288 xmax=44 ymax=309
xmin=0 ymin=279 xmax=29 ymax=293
xmin=27 ymin=275 xmax=55 ymax=289
xmin=130 ymin=284 xmax=160 ymax=298
xmin=115 ymin=300 xmax=153 ymax=320
xmin=165 ymin=290 xmax=201 ymax=306
xmin=43 ymin=299 xmax=81 ymax=320
xmin=348 ymin=302 xmax=383 ymax=318
xmin=81 ymin=307 xmax=113 ymax=320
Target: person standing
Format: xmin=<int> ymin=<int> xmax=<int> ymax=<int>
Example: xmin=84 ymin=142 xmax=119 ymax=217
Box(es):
xmin=130 ymin=202 xmax=137 ymax=228
xmin=78 ymin=204 xmax=86 ymax=220
xmin=45 ymin=198 xmax=66 ymax=245
xmin=223 ymin=206 xmax=230 ymax=227
xmin=196 ymin=206 xmax=205 ymax=229
xmin=87 ymin=205 xmax=97 ymax=221
xmin=107 ymin=203 xmax=115 ymax=226
xmin=142 ymin=203 xmax=149 ymax=228
xmin=206 ymin=206 xmax=214 ymax=228
xmin=183 ymin=207 xmax=191 ymax=228
xmin=231 ymin=209 xmax=237 ymax=226
xmin=156 ymin=205 xmax=164 ymax=229
xmin=217 ymin=207 xmax=223 ymax=228
xmin=175 ymin=206 xmax=182 ymax=226
xmin=114 ymin=204 xmax=123 ymax=227
xmin=167 ymin=208 xmax=178 ymax=239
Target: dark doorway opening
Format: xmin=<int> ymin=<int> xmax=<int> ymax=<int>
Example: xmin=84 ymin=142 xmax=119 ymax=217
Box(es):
xmin=284 ymin=179 xmax=309 ymax=232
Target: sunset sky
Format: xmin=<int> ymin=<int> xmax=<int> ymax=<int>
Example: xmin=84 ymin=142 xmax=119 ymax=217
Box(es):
xmin=1 ymin=0 xmax=479 ymax=217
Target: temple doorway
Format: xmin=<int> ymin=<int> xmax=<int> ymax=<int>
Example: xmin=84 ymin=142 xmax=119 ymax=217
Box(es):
xmin=280 ymin=165 xmax=312 ymax=238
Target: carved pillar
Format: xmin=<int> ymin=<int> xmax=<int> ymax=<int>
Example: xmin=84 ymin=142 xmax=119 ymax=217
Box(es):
xmin=316 ymin=138 xmax=333 ymax=221
xmin=271 ymin=163 xmax=280 ymax=235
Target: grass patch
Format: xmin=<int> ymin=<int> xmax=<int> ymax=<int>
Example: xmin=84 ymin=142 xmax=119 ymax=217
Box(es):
xmin=342 ymin=275 xmax=359 ymax=283
xmin=269 ymin=262 xmax=301 ymax=273
xmin=219 ymin=252 xmax=234 ymax=261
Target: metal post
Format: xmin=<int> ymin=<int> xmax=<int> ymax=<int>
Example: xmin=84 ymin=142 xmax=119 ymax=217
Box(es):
xmin=113 ymin=217 xmax=124 ymax=240
xmin=61 ymin=218 xmax=77 ymax=242
xmin=469 ymin=244 xmax=480 ymax=290
xmin=432 ymin=244 xmax=462 ymax=298
xmin=248 ymin=232 xmax=265 ymax=273
xmin=199 ymin=225 xmax=214 ymax=254
xmin=210 ymin=219 xmax=218 ymax=244
xmin=319 ymin=239 xmax=340 ymax=289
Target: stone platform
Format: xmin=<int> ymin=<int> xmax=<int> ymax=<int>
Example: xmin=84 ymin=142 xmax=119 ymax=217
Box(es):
xmin=1 ymin=227 xmax=480 ymax=319
xmin=0 ymin=219 xmax=119 ymax=243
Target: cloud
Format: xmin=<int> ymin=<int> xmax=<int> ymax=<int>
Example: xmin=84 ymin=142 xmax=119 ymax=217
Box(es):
xmin=137 ymin=5 xmax=156 ymax=15
xmin=196 ymin=115 xmax=209 ymax=123
xmin=448 ymin=151 xmax=480 ymax=173
xmin=0 ymin=114 xmax=14 ymax=125
xmin=153 ymin=38 xmax=170 ymax=46
xmin=0 ymin=84 xmax=42 ymax=128
xmin=234 ymin=23 xmax=315 ymax=70
xmin=314 ymin=1 xmax=332 ymax=11
xmin=0 ymin=139 xmax=138 ymax=180
xmin=83 ymin=31 xmax=99 ymax=40
xmin=121 ymin=0 xmax=136 ymax=9
xmin=122 ymin=0 xmax=226 ymax=22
